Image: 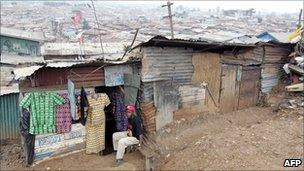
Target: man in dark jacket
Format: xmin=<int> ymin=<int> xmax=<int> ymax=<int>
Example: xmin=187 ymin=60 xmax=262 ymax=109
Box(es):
xmin=112 ymin=105 xmax=143 ymax=166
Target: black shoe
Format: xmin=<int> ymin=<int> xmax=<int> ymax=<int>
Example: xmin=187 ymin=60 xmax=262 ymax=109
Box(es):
xmin=114 ymin=159 xmax=124 ymax=167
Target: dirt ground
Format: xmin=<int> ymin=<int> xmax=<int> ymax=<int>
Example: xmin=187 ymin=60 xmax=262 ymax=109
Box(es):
xmin=1 ymin=93 xmax=303 ymax=170
xmin=158 ymin=94 xmax=304 ymax=170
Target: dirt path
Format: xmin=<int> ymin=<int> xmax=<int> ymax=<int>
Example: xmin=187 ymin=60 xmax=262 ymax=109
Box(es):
xmin=159 ymin=107 xmax=304 ymax=170
xmin=32 ymin=150 xmax=144 ymax=171
xmin=1 ymin=148 xmax=144 ymax=171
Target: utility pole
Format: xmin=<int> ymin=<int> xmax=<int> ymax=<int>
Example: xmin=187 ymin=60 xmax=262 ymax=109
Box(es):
xmin=91 ymin=0 xmax=104 ymax=57
xmin=162 ymin=1 xmax=174 ymax=39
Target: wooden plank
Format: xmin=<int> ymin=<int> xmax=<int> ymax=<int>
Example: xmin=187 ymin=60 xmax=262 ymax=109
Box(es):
xmin=220 ymin=64 xmax=238 ymax=113
xmin=238 ymin=66 xmax=260 ymax=110
xmin=192 ymin=53 xmax=221 ymax=110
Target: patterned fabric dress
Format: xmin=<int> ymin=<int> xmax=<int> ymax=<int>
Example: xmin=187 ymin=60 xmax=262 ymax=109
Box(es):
xmin=56 ymin=93 xmax=72 ymax=134
xmin=20 ymin=92 xmax=64 ymax=134
xmin=85 ymin=93 xmax=110 ymax=154
xmin=110 ymin=91 xmax=128 ymax=131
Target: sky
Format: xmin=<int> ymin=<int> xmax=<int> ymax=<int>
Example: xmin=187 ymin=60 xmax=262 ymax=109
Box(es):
xmin=111 ymin=0 xmax=303 ymax=13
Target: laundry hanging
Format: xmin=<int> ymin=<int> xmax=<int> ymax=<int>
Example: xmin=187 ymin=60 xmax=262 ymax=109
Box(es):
xmin=86 ymin=93 xmax=110 ymax=154
xmin=56 ymin=93 xmax=72 ymax=134
xmin=80 ymin=87 xmax=89 ymax=126
xmin=110 ymin=89 xmax=128 ymax=131
xmin=20 ymin=92 xmax=65 ymax=134
xmin=68 ymin=79 xmax=77 ymax=120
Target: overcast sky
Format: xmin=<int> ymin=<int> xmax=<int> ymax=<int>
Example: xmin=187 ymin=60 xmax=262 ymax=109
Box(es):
xmin=112 ymin=0 xmax=302 ymax=13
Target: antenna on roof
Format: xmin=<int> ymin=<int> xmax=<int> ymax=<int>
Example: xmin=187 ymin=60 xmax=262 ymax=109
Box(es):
xmin=91 ymin=0 xmax=104 ymax=58
xmin=162 ymin=1 xmax=174 ymax=39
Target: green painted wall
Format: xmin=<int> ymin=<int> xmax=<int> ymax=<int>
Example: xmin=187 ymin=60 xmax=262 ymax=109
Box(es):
xmin=0 ymin=35 xmax=40 ymax=56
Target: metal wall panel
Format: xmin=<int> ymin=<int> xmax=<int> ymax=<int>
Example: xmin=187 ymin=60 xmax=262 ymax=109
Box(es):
xmin=141 ymin=47 xmax=194 ymax=85
xmin=252 ymin=46 xmax=264 ymax=62
xmin=0 ymin=93 xmax=20 ymax=140
xmin=261 ymin=45 xmax=291 ymax=93
xmin=153 ymin=81 xmax=179 ymax=131
xmin=140 ymin=82 xmax=154 ymax=103
xmin=178 ymin=84 xmax=206 ymax=104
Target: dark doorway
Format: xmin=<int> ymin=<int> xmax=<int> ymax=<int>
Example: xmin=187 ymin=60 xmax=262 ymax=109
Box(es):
xmin=94 ymin=86 xmax=117 ymax=155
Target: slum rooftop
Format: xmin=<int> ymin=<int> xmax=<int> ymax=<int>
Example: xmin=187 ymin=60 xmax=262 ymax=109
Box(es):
xmin=0 ymin=27 xmax=45 ymax=42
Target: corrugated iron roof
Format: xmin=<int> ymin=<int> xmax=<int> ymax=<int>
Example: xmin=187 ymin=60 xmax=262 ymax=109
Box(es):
xmin=46 ymin=61 xmax=91 ymax=68
xmin=0 ymin=85 xmax=19 ymax=96
xmin=256 ymin=32 xmax=293 ymax=44
xmin=0 ymin=54 xmax=45 ymax=65
xmin=13 ymin=65 xmax=44 ymax=80
xmin=174 ymin=32 xmax=259 ymax=44
xmin=42 ymin=42 xmax=125 ymax=56
xmin=0 ymin=27 xmax=45 ymax=42
xmin=134 ymin=35 xmax=258 ymax=51
xmin=1 ymin=66 xmax=15 ymax=87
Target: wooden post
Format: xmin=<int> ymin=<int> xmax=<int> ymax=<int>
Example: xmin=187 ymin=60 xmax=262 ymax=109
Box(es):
xmin=162 ymin=1 xmax=174 ymax=39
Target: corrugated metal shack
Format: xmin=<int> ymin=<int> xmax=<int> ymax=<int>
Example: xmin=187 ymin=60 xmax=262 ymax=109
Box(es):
xmin=13 ymin=42 xmax=141 ymax=163
xmin=15 ymin=60 xmax=141 ymax=163
xmin=260 ymin=43 xmax=292 ymax=93
xmin=257 ymin=32 xmax=295 ymax=93
xmin=132 ymin=35 xmax=263 ymax=132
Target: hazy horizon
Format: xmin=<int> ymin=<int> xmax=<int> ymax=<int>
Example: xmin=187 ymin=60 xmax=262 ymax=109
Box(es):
xmin=2 ymin=1 xmax=302 ymax=14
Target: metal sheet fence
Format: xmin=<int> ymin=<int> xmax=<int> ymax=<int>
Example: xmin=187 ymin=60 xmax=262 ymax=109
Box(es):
xmin=0 ymin=93 xmax=20 ymax=140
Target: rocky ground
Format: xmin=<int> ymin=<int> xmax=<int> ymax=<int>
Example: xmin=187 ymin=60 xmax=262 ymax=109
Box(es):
xmin=0 ymin=139 xmax=25 ymax=170
xmin=1 ymin=93 xmax=303 ymax=170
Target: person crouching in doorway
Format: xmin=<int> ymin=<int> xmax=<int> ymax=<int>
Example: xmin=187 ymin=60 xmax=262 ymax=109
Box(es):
xmin=112 ymin=105 xmax=143 ymax=166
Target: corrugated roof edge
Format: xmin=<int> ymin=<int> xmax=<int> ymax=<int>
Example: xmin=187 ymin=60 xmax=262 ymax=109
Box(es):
xmin=0 ymin=85 xmax=19 ymax=96
xmin=1 ymin=27 xmax=45 ymax=42
xmin=12 ymin=57 xmax=139 ymax=81
xmin=131 ymin=35 xmax=258 ymax=51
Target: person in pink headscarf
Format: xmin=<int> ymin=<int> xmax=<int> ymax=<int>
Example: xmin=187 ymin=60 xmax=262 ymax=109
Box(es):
xmin=112 ymin=105 xmax=143 ymax=166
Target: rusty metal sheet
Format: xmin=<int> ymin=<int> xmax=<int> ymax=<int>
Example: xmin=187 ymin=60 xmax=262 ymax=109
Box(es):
xmin=24 ymin=66 xmax=105 ymax=89
xmin=238 ymin=66 xmax=261 ymax=110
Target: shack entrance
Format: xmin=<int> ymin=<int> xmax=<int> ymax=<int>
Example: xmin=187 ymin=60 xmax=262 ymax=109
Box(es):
xmin=238 ymin=66 xmax=260 ymax=110
xmin=220 ymin=64 xmax=239 ymax=113
xmin=220 ymin=64 xmax=261 ymax=113
xmin=94 ymin=86 xmax=122 ymax=155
